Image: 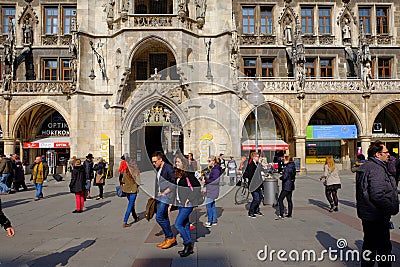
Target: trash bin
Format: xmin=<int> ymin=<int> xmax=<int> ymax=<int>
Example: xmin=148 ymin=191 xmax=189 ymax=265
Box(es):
xmin=263 ymin=178 xmax=279 ymax=206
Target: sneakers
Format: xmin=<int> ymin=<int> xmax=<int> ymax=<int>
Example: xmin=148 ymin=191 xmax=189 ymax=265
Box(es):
xmin=275 ymin=215 xmax=284 ymax=220
xmin=248 ymin=214 xmax=256 ymax=218
xmin=212 ymin=222 xmax=217 ymax=226
xmin=205 ymin=222 xmax=212 ymax=228
xmin=333 ymin=206 xmax=338 ymax=212
xmin=96 ymin=197 xmax=104 ymax=200
xmin=256 ymin=212 xmax=264 ymax=216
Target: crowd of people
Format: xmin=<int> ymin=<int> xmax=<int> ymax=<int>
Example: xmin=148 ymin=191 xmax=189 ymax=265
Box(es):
xmin=0 ymin=141 xmax=399 ymax=265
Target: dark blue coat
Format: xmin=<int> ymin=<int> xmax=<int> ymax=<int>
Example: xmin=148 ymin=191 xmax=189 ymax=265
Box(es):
xmin=356 ymin=157 xmax=399 ymax=221
xmin=155 ymin=163 xmax=176 ymax=204
xmin=280 ymin=162 xmax=296 ymax=191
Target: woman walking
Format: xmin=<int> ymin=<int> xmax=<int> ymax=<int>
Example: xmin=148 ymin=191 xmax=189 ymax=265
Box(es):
xmin=243 ymin=152 xmax=264 ymax=218
xmin=276 ymin=155 xmax=296 ymax=219
xmin=320 ymin=156 xmax=341 ymax=212
xmin=69 ymin=159 xmax=86 ymax=213
xmin=118 ymin=155 xmax=128 ymax=184
xmin=121 ymin=160 xmax=140 ymax=228
xmin=174 ymin=154 xmax=201 ymax=257
xmin=93 ymin=158 xmax=106 ymax=200
xmin=202 ymin=156 xmax=221 ymax=227
xmin=13 ymin=155 xmax=27 ymax=191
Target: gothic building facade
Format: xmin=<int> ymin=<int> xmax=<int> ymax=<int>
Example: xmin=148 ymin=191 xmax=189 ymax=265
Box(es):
xmin=0 ymin=0 xmax=399 ymax=173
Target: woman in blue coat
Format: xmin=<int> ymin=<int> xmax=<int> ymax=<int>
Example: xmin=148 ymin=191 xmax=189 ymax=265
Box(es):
xmin=276 ymin=155 xmax=296 ymax=219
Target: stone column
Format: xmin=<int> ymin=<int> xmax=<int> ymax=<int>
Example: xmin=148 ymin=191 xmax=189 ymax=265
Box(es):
xmin=3 ymin=138 xmax=15 ymax=155
xmin=294 ymin=135 xmax=307 ymax=174
xmin=360 ymin=135 xmax=371 ymax=157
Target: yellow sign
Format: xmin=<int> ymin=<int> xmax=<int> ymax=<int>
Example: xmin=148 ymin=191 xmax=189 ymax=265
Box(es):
xmin=393 ymin=148 xmax=399 ymax=154
xmin=100 ymin=134 xmax=110 ymax=164
xmin=306 ymin=156 xmax=326 ymax=164
xmin=200 ymin=133 xmax=213 ymax=141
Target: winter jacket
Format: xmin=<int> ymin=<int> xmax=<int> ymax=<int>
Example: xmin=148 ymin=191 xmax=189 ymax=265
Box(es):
xmin=356 ymin=157 xmax=399 ymax=222
xmin=280 ymin=162 xmax=296 ymax=191
xmin=122 ymin=170 xmax=140 ymax=194
xmin=0 ymin=199 xmax=11 ymax=230
xmin=205 ymin=164 xmax=221 ymax=200
xmin=13 ymin=160 xmax=25 ymax=183
xmin=0 ymin=158 xmax=12 ymax=175
xmin=176 ymin=171 xmax=202 ymax=206
xmin=69 ymin=165 xmax=86 ymax=193
xmin=244 ymin=161 xmax=263 ymax=192
xmin=83 ymin=159 xmax=94 ymax=181
xmin=323 ymin=164 xmax=341 ymax=186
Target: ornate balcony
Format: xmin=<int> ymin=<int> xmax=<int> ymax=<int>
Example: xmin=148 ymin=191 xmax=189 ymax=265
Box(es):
xmin=238 ymin=78 xmax=400 ymax=94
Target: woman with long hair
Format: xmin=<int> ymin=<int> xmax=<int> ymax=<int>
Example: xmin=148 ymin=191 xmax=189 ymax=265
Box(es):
xmin=320 ymin=156 xmax=342 ymax=212
xmin=202 ymin=156 xmax=221 ymax=227
xmin=173 ymin=154 xmax=201 ymax=257
xmin=121 ymin=159 xmax=140 ymax=228
xmin=93 ymin=157 xmax=106 ymax=200
xmin=276 ymin=155 xmax=296 ymax=219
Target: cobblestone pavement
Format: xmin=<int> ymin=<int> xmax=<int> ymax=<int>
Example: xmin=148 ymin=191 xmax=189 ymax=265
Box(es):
xmin=0 ymin=171 xmax=399 ymax=267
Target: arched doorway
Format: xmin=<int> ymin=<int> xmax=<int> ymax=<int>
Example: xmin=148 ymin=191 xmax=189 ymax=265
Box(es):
xmin=372 ymin=102 xmax=400 ymax=156
xmin=307 ymin=102 xmax=359 ymax=169
xmin=129 ymin=102 xmax=183 ymax=171
xmin=241 ymin=104 xmax=293 ymax=165
xmin=15 ymin=105 xmax=70 ymax=173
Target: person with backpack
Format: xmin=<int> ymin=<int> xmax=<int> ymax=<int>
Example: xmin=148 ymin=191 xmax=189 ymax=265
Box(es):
xmin=173 ymin=154 xmax=201 ymax=257
xmin=218 ymin=153 xmax=226 ymax=186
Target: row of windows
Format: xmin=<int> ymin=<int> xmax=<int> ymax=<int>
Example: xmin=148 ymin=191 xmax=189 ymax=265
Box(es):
xmin=1 ymin=5 xmax=75 ymax=35
xmin=243 ymin=57 xmax=392 ymax=78
xmin=242 ymin=5 xmax=390 ymax=35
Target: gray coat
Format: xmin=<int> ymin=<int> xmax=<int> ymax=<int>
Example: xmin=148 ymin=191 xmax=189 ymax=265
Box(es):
xmin=356 ymin=157 xmax=399 ymax=222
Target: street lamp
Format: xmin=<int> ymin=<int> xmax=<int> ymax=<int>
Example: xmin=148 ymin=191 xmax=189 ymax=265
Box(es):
xmin=247 ymin=80 xmax=265 ymax=153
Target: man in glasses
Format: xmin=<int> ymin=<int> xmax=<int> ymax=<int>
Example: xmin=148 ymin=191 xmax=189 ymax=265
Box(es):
xmin=151 ymin=151 xmax=176 ymax=249
xmin=356 ymin=140 xmax=399 ymax=267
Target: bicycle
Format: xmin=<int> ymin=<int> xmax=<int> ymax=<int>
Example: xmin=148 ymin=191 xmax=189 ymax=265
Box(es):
xmin=234 ymin=177 xmax=251 ymax=205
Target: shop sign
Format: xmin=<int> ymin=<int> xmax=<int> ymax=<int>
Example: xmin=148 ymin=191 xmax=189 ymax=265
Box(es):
xmin=306 ymin=125 xmax=357 ymax=139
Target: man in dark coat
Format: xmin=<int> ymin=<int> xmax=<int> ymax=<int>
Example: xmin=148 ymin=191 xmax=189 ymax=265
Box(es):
xmin=83 ymin=153 xmax=94 ymax=199
xmin=243 ymin=152 xmax=264 ymax=218
xmin=356 ymin=140 xmax=399 ymax=267
xmin=276 ymin=156 xmax=296 ymax=219
xmin=152 ymin=151 xmax=176 ymax=249
xmin=0 ymin=199 xmax=14 ymax=237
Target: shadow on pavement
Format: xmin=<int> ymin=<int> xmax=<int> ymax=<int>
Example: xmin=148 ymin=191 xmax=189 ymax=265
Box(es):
xmin=308 ymin=198 xmax=330 ymax=211
xmin=338 ymin=199 xmax=357 ymax=209
xmin=26 ymin=239 xmax=95 ymax=267
xmin=315 ymin=231 xmax=358 ymax=267
xmin=84 ymin=200 xmax=111 ymax=211
xmin=2 ymin=198 xmax=32 ymax=208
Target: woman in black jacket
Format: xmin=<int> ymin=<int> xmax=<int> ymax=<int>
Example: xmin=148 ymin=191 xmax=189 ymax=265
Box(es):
xmin=276 ymin=155 xmax=296 ymax=219
xmin=69 ymin=159 xmax=86 ymax=213
xmin=93 ymin=158 xmax=107 ymax=200
xmin=174 ymin=154 xmax=201 ymax=257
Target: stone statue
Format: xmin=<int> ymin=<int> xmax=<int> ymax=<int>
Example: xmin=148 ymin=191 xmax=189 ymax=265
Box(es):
xmin=342 ymin=18 xmax=351 ymax=43
xmin=106 ymin=0 xmax=115 ymax=19
xmin=283 ymin=16 xmax=292 ymax=44
xmin=22 ymin=18 xmax=33 ymax=45
xmin=362 ymin=62 xmax=372 ymax=89
xmin=3 ymin=40 xmax=12 ymax=65
xmin=70 ymin=58 xmax=77 ymax=84
xmin=2 ymin=73 xmax=12 ymax=91
xmin=164 ymin=108 xmax=171 ymax=122
xmin=196 ymin=0 xmax=206 ymax=19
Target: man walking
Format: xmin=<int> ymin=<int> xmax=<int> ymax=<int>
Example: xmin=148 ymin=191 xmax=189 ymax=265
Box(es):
xmin=0 ymin=155 xmax=12 ymax=194
xmin=356 ymin=140 xmax=399 ymax=267
xmin=30 ymin=156 xmax=49 ymax=201
xmin=83 ymin=153 xmax=94 ymax=199
xmin=151 ymin=151 xmax=176 ymax=249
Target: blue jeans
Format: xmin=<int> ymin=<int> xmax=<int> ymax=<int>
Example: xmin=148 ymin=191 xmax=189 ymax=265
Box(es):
xmin=249 ymin=189 xmax=262 ymax=215
xmin=0 ymin=174 xmax=10 ymax=193
xmin=34 ymin=183 xmax=43 ymax=198
xmin=175 ymin=206 xmax=193 ymax=245
xmin=123 ymin=193 xmax=137 ymax=223
xmin=156 ymin=196 xmax=174 ymax=239
xmin=205 ymin=197 xmax=217 ymax=223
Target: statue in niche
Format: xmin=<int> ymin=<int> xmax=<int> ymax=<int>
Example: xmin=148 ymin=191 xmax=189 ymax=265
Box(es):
xmin=342 ymin=18 xmax=351 ymax=44
xmin=106 ymin=0 xmax=115 ymax=19
xmin=196 ymin=0 xmax=206 ymax=19
xmin=283 ymin=16 xmax=292 ymax=44
xmin=164 ymin=108 xmax=171 ymax=122
xmin=2 ymin=73 xmax=12 ymax=91
xmin=22 ymin=17 xmax=33 ymax=45
xmin=3 ymin=40 xmax=12 ymax=65
xmin=362 ymin=62 xmax=372 ymax=89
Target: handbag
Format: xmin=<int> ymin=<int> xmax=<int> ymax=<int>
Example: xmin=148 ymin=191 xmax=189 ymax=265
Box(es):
xmin=116 ymin=185 xmax=126 ymax=197
xmin=96 ymin=173 xmax=105 ymax=184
